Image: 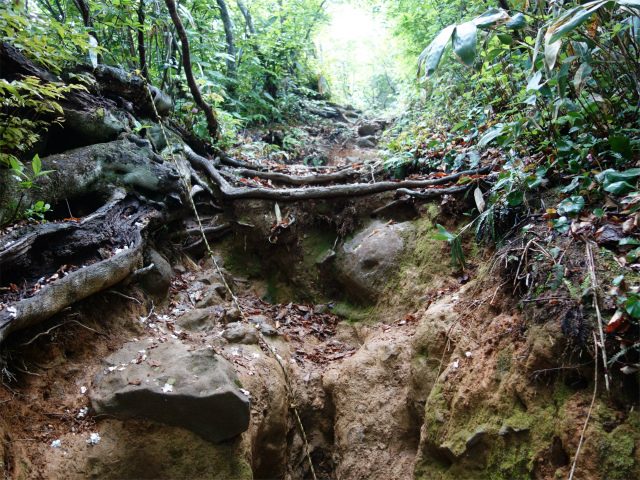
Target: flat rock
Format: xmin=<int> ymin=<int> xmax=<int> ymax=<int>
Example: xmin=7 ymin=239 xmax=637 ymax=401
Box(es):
xmin=222 ymin=322 xmax=259 ymax=344
xmin=247 ymin=314 xmax=269 ymax=326
xmin=195 ymin=286 xmax=226 ymax=308
xmin=90 ymin=341 xmax=250 ymax=443
xmin=197 ymin=267 xmax=234 ymax=291
xmin=176 ymin=308 xmax=215 ymax=332
xmin=261 ymin=324 xmax=278 ymax=336
xmin=313 ymin=304 xmax=330 ymax=315
xmin=222 ymin=307 xmax=241 ymax=324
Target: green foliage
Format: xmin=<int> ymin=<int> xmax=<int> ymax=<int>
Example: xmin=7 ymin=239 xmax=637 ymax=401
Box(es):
xmin=430 ymin=224 xmax=467 ymax=270
xmin=0 ymin=76 xmax=79 ymax=167
xmin=0 ymin=5 xmax=99 ymax=73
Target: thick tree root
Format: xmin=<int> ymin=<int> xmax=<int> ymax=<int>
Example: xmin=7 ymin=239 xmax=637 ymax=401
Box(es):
xmin=187 ymin=150 xmax=490 ymax=200
xmin=230 ymin=167 xmax=358 ymax=185
xmin=0 ymin=190 xmax=163 ymax=344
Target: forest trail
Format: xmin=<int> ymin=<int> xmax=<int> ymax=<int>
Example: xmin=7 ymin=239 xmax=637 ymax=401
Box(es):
xmin=1 ymin=49 xmax=638 ymax=480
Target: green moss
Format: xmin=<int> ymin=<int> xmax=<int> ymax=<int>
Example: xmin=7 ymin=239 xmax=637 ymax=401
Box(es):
xmin=331 ymin=301 xmax=373 ymax=323
xmin=596 ymin=423 xmax=639 ymax=479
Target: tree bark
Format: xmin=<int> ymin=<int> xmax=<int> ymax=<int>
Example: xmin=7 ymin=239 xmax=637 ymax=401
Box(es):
xmin=216 ymin=0 xmax=237 ymax=81
xmin=235 ymin=0 xmax=255 ymax=36
xmin=72 ymin=0 xmax=94 ymax=29
xmin=164 ymin=0 xmax=219 ymax=138
xmin=0 ymin=190 xmax=156 ymax=344
xmin=138 ymin=0 xmax=149 ymax=81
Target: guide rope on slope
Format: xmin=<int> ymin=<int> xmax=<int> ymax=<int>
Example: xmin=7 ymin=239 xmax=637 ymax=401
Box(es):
xmin=142 ymin=79 xmax=317 ymax=480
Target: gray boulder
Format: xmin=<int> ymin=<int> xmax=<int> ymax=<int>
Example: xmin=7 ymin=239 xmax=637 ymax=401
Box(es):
xmin=336 ymin=221 xmax=412 ymax=303
xmin=222 ymin=322 xmax=260 ymax=344
xmin=176 ymin=308 xmax=215 ymax=332
xmin=356 ymin=136 xmax=377 ymax=148
xmin=358 ymin=124 xmax=378 ymax=137
xmin=195 ymin=285 xmax=226 ymax=308
xmin=138 ymin=249 xmax=172 ymax=297
xmin=90 ymin=341 xmax=250 ymax=443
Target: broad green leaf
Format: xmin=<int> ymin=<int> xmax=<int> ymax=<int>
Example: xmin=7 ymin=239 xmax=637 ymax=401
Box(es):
xmin=544 ymin=37 xmax=562 ymax=70
xmin=451 ymin=121 xmax=466 ymax=132
xmin=430 ymin=234 xmax=452 ymax=241
xmin=609 ymin=136 xmax=633 ymax=160
xmin=506 ymin=191 xmax=524 ymax=206
xmin=486 ymin=48 xmax=506 ymax=61
xmin=612 ymin=275 xmax=625 ymax=286
xmin=593 ymin=208 xmax=605 ymax=217
xmin=419 ymin=25 xmax=455 ymax=80
xmin=626 ymin=249 xmax=640 ymax=263
xmin=452 ymin=21 xmax=477 ymax=68
xmin=497 ymin=34 xmax=513 ymax=45
xmin=627 ymin=296 xmax=640 ymax=318
xmin=527 ymin=71 xmax=544 ymax=91
xmin=557 ymin=195 xmax=585 ymax=216
xmin=620 ymin=238 xmax=640 ymax=245
xmin=604 ymin=181 xmax=635 ymax=194
xmin=505 ymin=12 xmax=527 ymax=29
xmin=548 ymin=1 xmax=607 ymax=44
xmin=473 ymin=8 xmax=511 ymax=29
xmin=479 ymin=126 xmax=503 ymax=146
xmin=32 ymin=154 xmax=41 ymax=175
xmin=573 ymin=63 xmax=592 ymax=96
xmin=436 ymin=224 xmax=455 ymax=241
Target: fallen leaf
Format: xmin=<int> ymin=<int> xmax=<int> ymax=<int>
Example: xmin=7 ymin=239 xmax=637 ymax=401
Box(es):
xmin=622 ymin=217 xmax=635 ymax=233
xmin=606 ymin=311 xmax=626 ymax=333
xmin=128 ymin=378 xmax=141 ymax=386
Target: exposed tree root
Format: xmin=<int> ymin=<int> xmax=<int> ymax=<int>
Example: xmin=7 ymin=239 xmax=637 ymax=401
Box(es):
xmin=0 ymin=190 xmax=164 ymax=343
xmin=187 ymin=150 xmax=491 ymax=201
xmin=230 ymin=167 xmax=358 ymax=185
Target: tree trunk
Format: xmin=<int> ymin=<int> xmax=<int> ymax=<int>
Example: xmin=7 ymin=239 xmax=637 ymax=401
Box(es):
xmin=235 ymin=0 xmax=255 ymax=36
xmin=138 ymin=0 xmax=149 ymax=81
xmin=216 ymin=0 xmax=237 ymax=81
xmin=164 ymin=0 xmax=219 ymax=139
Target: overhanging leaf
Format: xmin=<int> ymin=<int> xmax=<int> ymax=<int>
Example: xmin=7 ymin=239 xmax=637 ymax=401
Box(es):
xmin=473 ymin=8 xmax=511 ymax=29
xmin=548 ymin=1 xmax=607 ymax=44
xmin=527 ymin=71 xmax=544 ymax=91
xmin=419 ymin=25 xmax=456 ymax=81
xmin=505 ymin=13 xmax=527 ymax=29
xmin=544 ymin=37 xmax=562 ymax=70
xmin=452 ymin=21 xmax=477 ymax=68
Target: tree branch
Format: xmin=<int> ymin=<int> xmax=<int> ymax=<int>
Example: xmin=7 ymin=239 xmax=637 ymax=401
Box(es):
xmin=164 ymin=0 xmax=218 ymax=138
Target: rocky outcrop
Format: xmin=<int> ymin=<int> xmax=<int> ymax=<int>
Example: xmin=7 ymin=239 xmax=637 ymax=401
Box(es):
xmin=90 ymin=340 xmax=250 ymax=443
